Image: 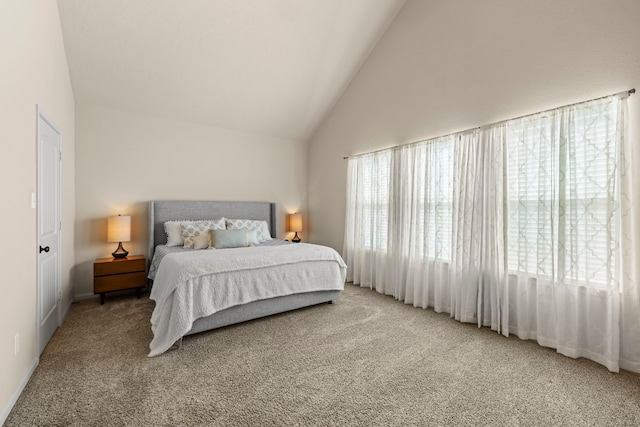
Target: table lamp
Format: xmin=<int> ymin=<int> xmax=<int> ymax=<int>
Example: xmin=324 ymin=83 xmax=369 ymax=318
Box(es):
xmin=288 ymin=213 xmax=302 ymax=243
xmin=108 ymin=214 xmax=131 ymax=258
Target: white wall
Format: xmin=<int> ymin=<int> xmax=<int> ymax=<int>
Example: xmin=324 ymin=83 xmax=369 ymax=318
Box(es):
xmin=74 ymin=104 xmax=308 ymax=297
xmin=0 ymin=0 xmax=75 ymax=421
xmin=308 ymin=0 xmax=640 ymax=251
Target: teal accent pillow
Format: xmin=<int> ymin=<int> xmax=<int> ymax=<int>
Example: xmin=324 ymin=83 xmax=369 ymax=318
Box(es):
xmin=245 ymin=229 xmax=260 ymax=246
xmin=211 ymin=229 xmax=248 ymax=249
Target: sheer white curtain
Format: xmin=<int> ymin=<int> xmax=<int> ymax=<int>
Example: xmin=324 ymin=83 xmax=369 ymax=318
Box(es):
xmin=451 ymin=126 xmax=508 ymax=332
xmin=503 ymin=96 xmax=626 ymax=371
xmin=344 ymin=151 xmax=393 ymax=292
xmin=344 ymin=93 xmax=639 ymax=372
xmin=618 ymin=100 xmax=640 ymax=372
xmin=392 ymin=137 xmax=455 ymax=313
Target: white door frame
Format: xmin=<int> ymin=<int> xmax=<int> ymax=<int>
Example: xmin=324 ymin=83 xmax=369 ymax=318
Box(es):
xmin=36 ymin=105 xmax=62 ymax=356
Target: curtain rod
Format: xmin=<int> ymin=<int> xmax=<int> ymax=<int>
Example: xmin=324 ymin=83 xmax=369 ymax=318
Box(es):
xmin=343 ymin=88 xmax=635 ymax=160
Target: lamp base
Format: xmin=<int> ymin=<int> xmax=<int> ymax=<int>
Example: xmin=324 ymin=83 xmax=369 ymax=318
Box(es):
xmin=292 ymin=232 xmax=301 ymax=243
xmin=112 ymin=242 xmax=129 ymax=258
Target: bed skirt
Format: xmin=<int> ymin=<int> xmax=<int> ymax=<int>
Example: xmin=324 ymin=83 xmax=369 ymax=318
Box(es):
xmin=186 ymin=290 xmax=340 ymax=336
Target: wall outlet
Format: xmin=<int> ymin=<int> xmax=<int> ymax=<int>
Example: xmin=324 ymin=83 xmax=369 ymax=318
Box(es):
xmin=14 ymin=333 xmax=19 ymax=356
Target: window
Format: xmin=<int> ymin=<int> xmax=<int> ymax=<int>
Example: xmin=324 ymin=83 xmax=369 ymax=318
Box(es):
xmin=506 ymin=103 xmax=620 ymax=287
xmin=349 ymin=140 xmax=455 ymax=260
xmin=353 ymin=151 xmax=391 ymax=252
xmin=412 ymin=137 xmax=454 ymax=261
xmin=346 ymin=94 xmax=623 ymax=290
xmin=344 ymin=92 xmax=632 ymax=373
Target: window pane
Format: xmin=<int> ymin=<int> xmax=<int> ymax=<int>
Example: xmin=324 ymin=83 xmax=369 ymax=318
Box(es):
xmin=506 ymin=101 xmax=619 ymax=287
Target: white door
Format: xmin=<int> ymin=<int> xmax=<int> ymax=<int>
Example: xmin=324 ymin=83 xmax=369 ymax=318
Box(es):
xmin=37 ymin=107 xmax=62 ymax=355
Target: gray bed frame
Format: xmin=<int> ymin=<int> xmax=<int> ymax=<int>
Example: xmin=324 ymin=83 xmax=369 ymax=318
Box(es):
xmin=148 ymin=200 xmax=339 ymax=339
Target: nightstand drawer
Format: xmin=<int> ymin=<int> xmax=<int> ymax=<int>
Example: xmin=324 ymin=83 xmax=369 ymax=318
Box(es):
xmin=94 ymin=271 xmax=147 ymax=293
xmin=94 ymin=256 xmax=145 ymax=276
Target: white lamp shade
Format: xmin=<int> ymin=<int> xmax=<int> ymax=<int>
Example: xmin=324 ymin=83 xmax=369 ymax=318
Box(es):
xmin=288 ymin=213 xmax=302 ymax=232
xmin=108 ymin=215 xmax=131 ymax=243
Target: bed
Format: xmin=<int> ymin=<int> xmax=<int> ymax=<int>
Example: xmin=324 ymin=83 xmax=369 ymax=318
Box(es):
xmin=147 ymin=200 xmax=347 ymax=357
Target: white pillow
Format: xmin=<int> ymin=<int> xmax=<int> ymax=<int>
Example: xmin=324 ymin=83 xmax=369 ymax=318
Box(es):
xmin=226 ymin=219 xmax=272 ymax=242
xmin=164 ymin=221 xmax=191 ymax=247
xmin=245 ymin=229 xmax=260 ymax=246
xmin=164 ymin=219 xmax=225 ymax=247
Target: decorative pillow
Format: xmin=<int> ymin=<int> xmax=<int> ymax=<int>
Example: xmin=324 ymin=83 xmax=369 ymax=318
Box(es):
xmin=164 ymin=221 xmax=192 ymax=247
xmin=245 ymin=229 xmax=260 ymax=246
xmin=210 ymin=229 xmax=248 ymax=249
xmin=181 ymin=220 xmax=225 ymax=248
xmin=192 ymin=232 xmax=211 ymax=250
xmin=164 ymin=219 xmax=225 ymax=247
xmin=226 ymin=219 xmax=272 ymax=242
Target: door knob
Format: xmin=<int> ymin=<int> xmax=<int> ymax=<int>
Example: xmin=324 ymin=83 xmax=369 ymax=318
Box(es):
xmin=39 ymin=246 xmax=50 ymax=253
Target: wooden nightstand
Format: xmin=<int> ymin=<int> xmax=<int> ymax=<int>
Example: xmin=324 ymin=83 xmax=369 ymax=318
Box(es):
xmin=93 ymin=255 xmax=146 ymax=305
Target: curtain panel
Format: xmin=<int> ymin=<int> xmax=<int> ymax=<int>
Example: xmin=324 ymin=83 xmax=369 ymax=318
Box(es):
xmin=343 ymin=94 xmax=640 ymax=373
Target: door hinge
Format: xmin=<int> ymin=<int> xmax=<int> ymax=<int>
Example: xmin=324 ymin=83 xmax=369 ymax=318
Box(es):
xmin=59 ymin=151 xmax=62 ymax=161
xmin=58 ymin=290 xmax=62 ymax=301
xmin=59 ymin=221 xmax=62 ymax=231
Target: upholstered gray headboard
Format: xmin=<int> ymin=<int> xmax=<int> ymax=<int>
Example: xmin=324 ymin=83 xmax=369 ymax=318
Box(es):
xmin=148 ymin=200 xmax=276 ymax=262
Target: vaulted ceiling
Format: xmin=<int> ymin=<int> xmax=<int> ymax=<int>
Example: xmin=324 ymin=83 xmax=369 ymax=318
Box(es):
xmin=57 ymin=0 xmax=406 ymax=141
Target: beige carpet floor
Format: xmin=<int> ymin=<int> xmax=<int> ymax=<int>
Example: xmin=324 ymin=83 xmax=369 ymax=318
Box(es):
xmin=5 ymin=284 xmax=640 ymax=426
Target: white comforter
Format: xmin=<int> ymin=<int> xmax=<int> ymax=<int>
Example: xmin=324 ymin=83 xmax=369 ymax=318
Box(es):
xmin=149 ymin=243 xmax=347 ymax=356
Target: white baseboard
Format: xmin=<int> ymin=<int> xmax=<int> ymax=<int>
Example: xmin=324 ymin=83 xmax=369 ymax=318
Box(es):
xmin=61 ymin=298 xmax=73 ymax=321
xmin=0 ymin=357 xmax=38 ymax=426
